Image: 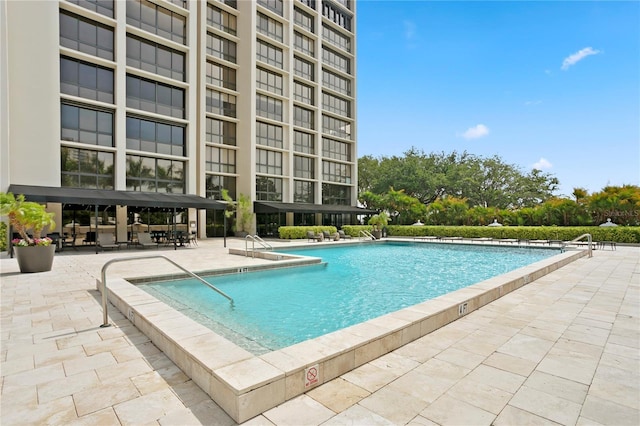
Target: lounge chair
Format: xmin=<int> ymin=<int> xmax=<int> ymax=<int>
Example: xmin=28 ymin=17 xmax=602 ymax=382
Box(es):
xmin=307 ymin=231 xmax=322 ymax=242
xmin=97 ymin=232 xmax=119 ymax=251
xmin=338 ymin=230 xmax=352 ymax=240
xmin=137 ymin=232 xmax=159 ymax=249
xmin=322 ymin=230 xmax=332 ymax=241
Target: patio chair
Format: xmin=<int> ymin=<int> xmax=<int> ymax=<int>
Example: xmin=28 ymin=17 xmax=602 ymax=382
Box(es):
xmin=137 ymin=232 xmax=159 ymax=249
xmin=97 ymin=232 xmax=119 ymax=251
xmin=307 ymin=231 xmax=322 ymax=242
xmin=338 ymin=230 xmax=352 ymax=240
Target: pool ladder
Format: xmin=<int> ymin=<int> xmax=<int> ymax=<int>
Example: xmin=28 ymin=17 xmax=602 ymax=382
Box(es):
xmin=245 ymin=234 xmax=273 ymax=258
xmin=99 ymin=255 xmax=233 ymax=327
xmin=359 ymin=229 xmax=376 ymax=241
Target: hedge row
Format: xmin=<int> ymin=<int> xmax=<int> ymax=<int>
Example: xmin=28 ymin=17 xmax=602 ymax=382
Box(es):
xmin=278 ymin=226 xmax=337 ymax=239
xmin=340 ymin=225 xmax=640 ymax=243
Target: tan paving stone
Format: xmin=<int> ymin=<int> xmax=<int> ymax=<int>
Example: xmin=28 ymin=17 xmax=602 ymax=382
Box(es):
xmin=341 ymin=362 xmax=400 ymax=393
xmin=509 ymin=385 xmax=582 ymax=425
xmin=434 ymin=346 xmax=486 ymax=369
xmin=306 ymin=377 xmax=370 ymax=413
xmin=321 ymin=404 xmax=395 ymax=426
xmin=37 ymin=370 xmax=100 ymax=404
xmin=359 ymin=386 xmax=428 ymax=424
xmin=95 ymin=358 xmax=154 ymax=384
xmin=68 ymin=407 xmax=120 ymax=426
xmin=387 ymin=370 xmax=455 ymax=404
xmin=113 ymin=388 xmax=186 ymax=425
xmin=263 ymin=394 xmax=335 ymax=425
xmin=580 ymin=394 xmax=640 ymax=425
xmin=62 ymin=351 xmax=117 ymax=376
xmin=420 ymin=394 xmax=495 ymax=425
xmin=483 ymin=351 xmax=537 ymax=377
xmin=464 ymin=364 xmax=526 ymax=394
xmin=497 ymin=334 xmax=555 ymax=363
xmin=2 ymin=363 xmax=66 ymax=392
xmin=494 ymin=405 xmax=562 ymax=425
xmin=524 ymin=371 xmax=589 ymax=404
xmin=446 ymin=378 xmax=513 ymax=415
xmin=1 ymin=394 xmax=78 ymax=425
xmin=73 ymin=380 xmax=140 ymax=416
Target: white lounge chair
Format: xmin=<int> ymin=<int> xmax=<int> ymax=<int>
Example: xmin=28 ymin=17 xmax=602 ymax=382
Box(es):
xmin=137 ymin=232 xmax=159 ymax=249
xmin=97 ymin=233 xmax=119 ymax=251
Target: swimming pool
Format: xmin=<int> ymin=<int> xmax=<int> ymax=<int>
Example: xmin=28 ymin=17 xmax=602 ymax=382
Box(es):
xmin=139 ymin=242 xmax=560 ymax=353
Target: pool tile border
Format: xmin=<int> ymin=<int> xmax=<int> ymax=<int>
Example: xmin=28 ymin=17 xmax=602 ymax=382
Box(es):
xmin=100 ymin=247 xmax=587 ymax=423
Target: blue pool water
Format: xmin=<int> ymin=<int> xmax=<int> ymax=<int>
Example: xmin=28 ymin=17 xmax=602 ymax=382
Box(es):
xmin=139 ymin=242 xmax=559 ymax=353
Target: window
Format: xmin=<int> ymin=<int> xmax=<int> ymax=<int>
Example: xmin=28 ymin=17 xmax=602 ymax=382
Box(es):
xmin=322 ymin=92 xmax=350 ymax=117
xmin=207 ymin=4 xmax=237 ymax=35
xmin=294 ymin=56 xmax=314 ymax=81
xmin=294 ymin=105 xmax=314 ymax=129
xmin=322 ymin=1 xmax=352 ymax=31
xmin=207 ymin=33 xmax=237 ymax=63
xmin=294 ymin=31 xmax=314 ymax=56
xmin=322 ymin=137 xmax=350 ymax=161
xmin=322 ymin=183 xmax=351 ymax=205
xmin=294 ymin=130 xmax=315 ymax=154
xmin=206 ymin=89 xmax=237 ymax=117
xmin=322 ymin=115 xmax=351 ymax=139
xmin=322 ymin=69 xmax=350 ymax=96
xmin=215 ymin=0 xmax=237 ymax=9
xmin=256 ymin=121 xmax=283 ymax=148
xmin=66 ymin=0 xmax=114 ymax=18
xmin=206 ymin=61 xmax=237 ymax=90
xmin=169 ymin=0 xmax=187 ymax=9
xmin=206 ymin=146 xmax=236 ymax=173
xmin=61 ymin=146 xmax=114 ymax=189
xmin=323 ymin=160 xmax=351 ymax=183
xmin=126 ymin=35 xmax=185 ymax=81
xmin=206 ymin=118 xmax=236 ymax=145
xmin=257 ymin=12 xmax=283 ymax=43
xmin=256 ymin=176 xmax=283 ymax=201
xmin=256 ymin=67 xmax=283 ymax=95
xmin=206 ymin=174 xmax=236 ymax=200
xmin=294 ymin=7 xmax=314 ymax=32
xmin=257 ymin=0 xmax=283 ymax=16
xmin=294 ymin=155 xmax=314 ymax=179
xmin=126 ymin=0 xmax=186 ymax=44
xmin=322 ymin=46 xmax=350 ymax=74
xmin=126 ymin=155 xmax=185 ymax=193
xmin=333 ymin=0 xmax=351 ymax=10
xmin=298 ymin=0 xmax=316 ymax=10
xmin=126 ymin=74 xmax=185 ymax=118
xmin=322 ymin=24 xmax=351 ymax=52
xmin=256 ymin=94 xmax=283 ymax=121
xmin=61 ymin=103 xmax=113 ymax=147
xmin=294 ymin=81 xmax=314 ymax=105
xmin=294 ymin=180 xmax=314 ymax=203
xmin=256 ymin=39 xmax=283 ymax=69
xmin=60 ymin=11 xmax=114 ymax=60
xmin=256 ymin=149 xmax=282 ymax=175
xmin=60 ymin=56 xmax=114 ymax=103
xmin=126 ymin=116 xmax=185 ymax=156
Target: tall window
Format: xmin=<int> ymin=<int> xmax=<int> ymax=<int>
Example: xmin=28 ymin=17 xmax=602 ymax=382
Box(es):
xmin=256 ymin=94 xmax=283 ymax=121
xmin=256 ymin=176 xmax=283 ymax=201
xmin=256 ymin=149 xmax=283 ymax=175
xmin=256 ymin=40 xmax=283 ymax=68
xmin=294 ymin=7 xmax=314 ymax=32
xmin=126 ymin=35 xmax=185 ymax=81
xmin=322 ymin=160 xmax=351 ymax=183
xmin=294 ymin=105 xmax=314 ymax=129
xmin=322 ymin=1 xmax=352 ymax=31
xmin=322 ymin=92 xmax=350 ymax=117
xmin=126 ymin=155 xmax=185 ymax=193
xmin=126 ymin=0 xmax=186 ymax=44
xmin=67 ymin=0 xmax=114 ymax=18
xmin=294 ymin=130 xmax=315 ymax=154
xmin=256 ymin=122 xmax=283 ymax=148
xmin=207 ymin=4 xmax=237 ymax=35
xmin=294 ymin=180 xmax=314 ymax=203
xmin=205 ymin=146 xmax=236 ymax=173
xmin=293 ymin=56 xmax=314 ymax=81
xmin=126 ymin=75 xmax=185 ymax=118
xmin=207 ymin=33 xmax=237 ymax=63
xmin=60 ymin=56 xmax=114 ymax=103
xmin=322 ymin=47 xmax=350 ymax=74
xmin=60 ymin=11 xmax=114 ymax=60
xmin=257 ymin=12 xmax=283 ymax=42
xmin=294 ymin=31 xmax=315 ymax=56
xmin=322 ymin=137 xmax=350 ymax=161
xmin=322 ymin=70 xmax=351 ymax=96
xmin=322 ymin=115 xmax=351 ymax=139
xmin=126 ymin=116 xmax=185 ymax=156
xmin=294 ymin=81 xmax=314 ymax=105
xmin=61 ymin=103 xmax=113 ymax=147
xmin=294 ymin=155 xmax=314 ymax=179
xmin=206 ymin=175 xmax=236 ymax=200
xmin=206 ymin=118 xmax=236 ymax=145
xmin=206 ymin=61 xmax=236 ymax=90
xmin=61 ymin=147 xmax=114 ymax=189
xmin=257 ymin=0 xmax=283 ymax=16
xmin=206 ymin=89 xmax=237 ymax=118
xmin=256 ymin=67 xmax=283 ymax=95
xmin=322 ymin=183 xmax=351 ymax=205
xmin=322 ymin=24 xmax=351 ymax=52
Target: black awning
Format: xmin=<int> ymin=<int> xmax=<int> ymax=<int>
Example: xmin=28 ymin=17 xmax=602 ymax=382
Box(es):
xmin=8 ymin=185 xmax=226 ymax=210
xmin=254 ymin=201 xmax=376 ymax=215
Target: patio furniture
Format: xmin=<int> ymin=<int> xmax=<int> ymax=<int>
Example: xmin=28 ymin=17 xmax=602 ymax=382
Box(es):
xmin=338 ymin=230 xmax=352 ymax=240
xmin=307 ymin=231 xmax=322 ymax=242
xmin=137 ymin=232 xmax=159 ymax=249
xmin=97 ymin=233 xmax=120 ymax=251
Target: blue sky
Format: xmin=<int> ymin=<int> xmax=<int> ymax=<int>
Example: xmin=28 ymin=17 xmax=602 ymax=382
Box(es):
xmin=356 ymin=0 xmax=640 ymax=197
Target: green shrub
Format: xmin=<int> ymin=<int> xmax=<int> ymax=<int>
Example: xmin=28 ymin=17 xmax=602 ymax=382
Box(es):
xmin=0 ymin=221 xmax=7 ymax=252
xmin=278 ymin=226 xmax=337 ymax=239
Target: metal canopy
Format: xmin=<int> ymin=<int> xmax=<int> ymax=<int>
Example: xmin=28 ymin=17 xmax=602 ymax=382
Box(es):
xmin=8 ymin=185 xmax=226 ymax=210
xmin=254 ymin=201 xmax=376 ymax=215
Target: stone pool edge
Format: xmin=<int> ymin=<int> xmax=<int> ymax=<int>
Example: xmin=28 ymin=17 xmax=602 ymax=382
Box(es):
xmin=99 ymin=248 xmax=587 ymax=423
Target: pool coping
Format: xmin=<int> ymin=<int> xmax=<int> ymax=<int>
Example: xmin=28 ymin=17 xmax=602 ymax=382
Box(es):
xmin=99 ymin=243 xmax=588 ymax=423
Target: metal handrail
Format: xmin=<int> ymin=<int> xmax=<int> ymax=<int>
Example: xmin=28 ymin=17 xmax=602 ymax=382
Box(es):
xmin=99 ymin=255 xmax=233 ymax=327
xmin=562 ymin=233 xmax=593 ymax=258
xmin=244 ymin=234 xmax=272 ymax=257
xmin=359 ymin=230 xmax=375 ymax=240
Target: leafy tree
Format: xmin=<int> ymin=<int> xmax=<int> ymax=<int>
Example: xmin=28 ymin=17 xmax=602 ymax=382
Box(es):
xmin=588 ymin=185 xmax=640 ymax=225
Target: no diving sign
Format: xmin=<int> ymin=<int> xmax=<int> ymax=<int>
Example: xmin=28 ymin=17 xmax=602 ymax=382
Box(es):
xmin=304 ymin=364 xmax=320 ymax=388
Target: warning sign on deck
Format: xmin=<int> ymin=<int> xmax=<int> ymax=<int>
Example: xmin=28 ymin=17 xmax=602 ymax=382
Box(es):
xmin=304 ymin=364 xmax=320 ymax=388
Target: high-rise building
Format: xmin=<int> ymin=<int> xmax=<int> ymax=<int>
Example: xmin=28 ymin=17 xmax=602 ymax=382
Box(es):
xmin=1 ymin=0 xmax=361 ymax=239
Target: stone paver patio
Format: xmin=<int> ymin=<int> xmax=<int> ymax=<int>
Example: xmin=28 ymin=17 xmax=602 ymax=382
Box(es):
xmin=1 ymin=239 xmax=638 ymax=425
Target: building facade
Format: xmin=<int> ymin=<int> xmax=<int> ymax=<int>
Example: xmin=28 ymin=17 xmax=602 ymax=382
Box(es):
xmin=1 ymin=0 xmax=358 ymax=238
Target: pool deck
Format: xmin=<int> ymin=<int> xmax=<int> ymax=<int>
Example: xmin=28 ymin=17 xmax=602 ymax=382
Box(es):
xmin=1 ymin=238 xmax=638 ymax=425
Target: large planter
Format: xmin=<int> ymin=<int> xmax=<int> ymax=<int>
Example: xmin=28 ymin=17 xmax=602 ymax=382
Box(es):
xmin=14 ymin=245 xmax=56 ymax=273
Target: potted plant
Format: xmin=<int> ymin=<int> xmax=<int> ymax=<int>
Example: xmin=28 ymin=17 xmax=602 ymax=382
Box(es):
xmin=368 ymin=212 xmax=389 ymax=239
xmin=1 ymin=192 xmax=57 ymax=273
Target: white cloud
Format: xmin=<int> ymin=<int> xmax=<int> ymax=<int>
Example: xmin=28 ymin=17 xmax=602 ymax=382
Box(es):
xmin=460 ymin=124 xmax=490 ymax=140
xmin=561 ymin=47 xmax=601 ymax=70
xmin=532 ymin=157 xmax=553 ymax=170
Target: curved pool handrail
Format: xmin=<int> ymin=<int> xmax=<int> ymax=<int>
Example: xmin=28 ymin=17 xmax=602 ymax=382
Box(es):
xmin=100 ymin=254 xmax=233 ymax=327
